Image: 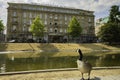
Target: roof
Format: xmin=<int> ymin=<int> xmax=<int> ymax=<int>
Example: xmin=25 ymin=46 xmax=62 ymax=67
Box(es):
xmin=7 ymin=2 xmax=94 ymax=13
xmin=100 ymin=17 xmax=109 ymax=24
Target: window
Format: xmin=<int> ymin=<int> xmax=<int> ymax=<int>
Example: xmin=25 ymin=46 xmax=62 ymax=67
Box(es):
xmin=55 ymin=23 xmax=57 ymax=25
xmin=50 ymin=22 xmax=52 ymax=25
xmin=30 ymin=13 xmax=32 ymax=18
xmin=55 ymin=28 xmax=57 ymax=33
xmin=64 ymin=29 xmax=67 ymax=33
xmin=65 ymin=22 xmax=67 ymax=25
xmin=65 ymin=15 xmax=67 ymax=21
xmin=23 ymin=24 xmax=28 ymax=32
xmin=88 ymin=18 xmax=91 ymax=22
xmin=23 ymin=19 xmax=26 ymax=23
xmin=55 ymin=16 xmax=58 ymax=19
xmin=50 ymin=14 xmax=52 ymax=18
xmin=13 ymin=18 xmax=17 ymax=22
xmin=45 ymin=14 xmax=47 ymax=20
xmin=60 ymin=28 xmax=63 ymax=32
xmin=44 ymin=20 xmax=47 ymax=25
xmin=23 ymin=26 xmax=25 ymax=32
xmin=13 ymin=11 xmax=17 ymax=16
xmin=23 ymin=12 xmax=27 ymax=18
xmin=40 ymin=14 xmax=42 ymax=18
xmin=55 ymin=29 xmax=57 ymax=33
xmin=12 ymin=25 xmax=16 ymax=31
xmin=82 ymin=17 xmax=84 ymax=19
xmin=89 ymin=24 xmax=92 ymax=27
xmin=33 ymin=13 xmax=36 ymax=18
xmin=59 ymin=15 xmax=62 ymax=19
xmin=50 ymin=28 xmax=53 ymax=32
xmin=60 ymin=21 xmax=62 ymax=24
xmin=30 ymin=20 xmax=32 ymax=24
xmin=54 ymin=14 xmax=58 ymax=19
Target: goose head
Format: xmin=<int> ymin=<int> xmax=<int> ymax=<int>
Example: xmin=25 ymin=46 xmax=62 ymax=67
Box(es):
xmin=78 ymin=49 xmax=83 ymax=61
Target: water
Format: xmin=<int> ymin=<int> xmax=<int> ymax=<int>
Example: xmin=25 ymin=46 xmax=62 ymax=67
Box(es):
xmin=0 ymin=51 xmax=120 ymax=73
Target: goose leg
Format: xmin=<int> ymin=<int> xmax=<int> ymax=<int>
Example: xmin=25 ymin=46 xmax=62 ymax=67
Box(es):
xmin=81 ymin=73 xmax=84 ymax=80
xmin=88 ymin=72 xmax=91 ymax=80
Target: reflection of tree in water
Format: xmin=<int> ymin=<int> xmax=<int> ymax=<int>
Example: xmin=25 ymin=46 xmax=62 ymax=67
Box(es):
xmin=95 ymin=54 xmax=120 ymax=67
xmin=0 ymin=54 xmax=6 ymax=73
xmin=0 ymin=43 xmax=8 ymax=73
xmin=0 ymin=51 xmax=120 ymax=73
xmin=37 ymin=43 xmax=59 ymax=57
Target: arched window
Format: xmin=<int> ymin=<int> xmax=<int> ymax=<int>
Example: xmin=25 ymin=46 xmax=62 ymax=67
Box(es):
xmin=54 ymin=28 xmax=57 ymax=33
xmin=55 ymin=23 xmax=57 ymax=25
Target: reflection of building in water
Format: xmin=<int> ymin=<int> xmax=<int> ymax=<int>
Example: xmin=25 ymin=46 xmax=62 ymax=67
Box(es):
xmin=0 ymin=64 xmax=6 ymax=73
xmin=95 ymin=54 xmax=108 ymax=66
xmin=11 ymin=56 xmax=15 ymax=61
xmin=7 ymin=3 xmax=95 ymax=43
xmin=95 ymin=54 xmax=119 ymax=67
xmin=0 ymin=55 xmax=6 ymax=73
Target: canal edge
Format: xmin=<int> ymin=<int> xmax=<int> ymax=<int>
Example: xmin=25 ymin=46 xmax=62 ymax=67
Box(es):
xmin=0 ymin=66 xmax=120 ymax=76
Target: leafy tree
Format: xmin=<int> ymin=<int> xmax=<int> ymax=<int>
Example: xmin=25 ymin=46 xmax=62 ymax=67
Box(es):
xmin=68 ymin=16 xmax=82 ymax=38
xmin=30 ymin=16 xmax=45 ymax=38
xmin=98 ymin=23 xmax=120 ymax=44
xmin=0 ymin=20 xmax=4 ymax=32
xmin=98 ymin=5 xmax=120 ymax=44
xmin=108 ymin=5 xmax=119 ymax=23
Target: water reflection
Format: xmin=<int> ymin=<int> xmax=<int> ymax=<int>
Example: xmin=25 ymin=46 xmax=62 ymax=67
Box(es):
xmin=0 ymin=54 xmax=6 ymax=73
xmin=0 ymin=51 xmax=120 ymax=73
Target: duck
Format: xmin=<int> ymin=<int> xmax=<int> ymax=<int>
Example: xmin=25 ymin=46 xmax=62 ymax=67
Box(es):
xmin=77 ymin=49 xmax=92 ymax=80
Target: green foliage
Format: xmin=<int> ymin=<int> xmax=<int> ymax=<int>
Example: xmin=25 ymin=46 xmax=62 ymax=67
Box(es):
xmin=0 ymin=20 xmax=4 ymax=32
xmin=108 ymin=5 xmax=119 ymax=23
xmin=30 ymin=16 xmax=45 ymax=37
xmin=68 ymin=16 xmax=82 ymax=38
xmin=98 ymin=23 xmax=120 ymax=43
xmin=98 ymin=5 xmax=120 ymax=44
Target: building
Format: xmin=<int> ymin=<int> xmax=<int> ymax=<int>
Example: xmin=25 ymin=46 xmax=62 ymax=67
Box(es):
xmin=0 ymin=31 xmax=5 ymax=42
xmin=7 ymin=2 xmax=95 ymax=43
xmin=95 ymin=17 xmax=109 ymax=36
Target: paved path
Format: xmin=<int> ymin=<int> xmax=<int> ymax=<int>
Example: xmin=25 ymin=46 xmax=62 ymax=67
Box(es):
xmin=0 ymin=69 xmax=120 ymax=80
xmin=57 ymin=75 xmax=120 ymax=80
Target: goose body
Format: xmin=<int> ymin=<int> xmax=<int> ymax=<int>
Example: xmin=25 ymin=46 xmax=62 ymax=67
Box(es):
xmin=77 ymin=49 xmax=92 ymax=80
xmin=77 ymin=60 xmax=92 ymax=73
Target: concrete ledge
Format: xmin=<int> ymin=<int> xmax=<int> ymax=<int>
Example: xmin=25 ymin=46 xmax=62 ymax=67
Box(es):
xmin=0 ymin=66 xmax=120 ymax=76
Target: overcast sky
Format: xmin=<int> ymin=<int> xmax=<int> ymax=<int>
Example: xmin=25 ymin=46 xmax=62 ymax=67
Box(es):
xmin=0 ymin=0 xmax=120 ymax=26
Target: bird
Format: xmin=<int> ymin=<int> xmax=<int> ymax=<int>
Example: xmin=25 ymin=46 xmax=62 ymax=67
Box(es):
xmin=77 ymin=49 xmax=92 ymax=80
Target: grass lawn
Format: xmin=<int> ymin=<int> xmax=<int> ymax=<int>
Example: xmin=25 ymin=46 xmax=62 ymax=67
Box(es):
xmin=0 ymin=43 xmax=120 ymax=52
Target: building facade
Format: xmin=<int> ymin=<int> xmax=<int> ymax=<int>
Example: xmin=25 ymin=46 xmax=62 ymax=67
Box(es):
xmin=95 ymin=17 xmax=109 ymax=36
xmin=7 ymin=3 xmax=95 ymax=43
xmin=0 ymin=31 xmax=5 ymax=42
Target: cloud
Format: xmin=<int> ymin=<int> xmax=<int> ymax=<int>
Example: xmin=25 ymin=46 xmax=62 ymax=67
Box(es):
xmin=0 ymin=0 xmax=120 ymax=25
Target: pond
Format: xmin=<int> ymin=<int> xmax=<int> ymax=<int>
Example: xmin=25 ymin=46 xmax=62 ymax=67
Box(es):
xmin=0 ymin=51 xmax=120 ymax=73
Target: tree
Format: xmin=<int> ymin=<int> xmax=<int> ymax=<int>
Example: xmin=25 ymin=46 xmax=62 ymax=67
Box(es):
xmin=98 ymin=5 xmax=120 ymax=44
xmin=68 ymin=16 xmax=82 ymax=38
xmin=108 ymin=5 xmax=119 ymax=23
xmin=0 ymin=20 xmax=4 ymax=32
xmin=30 ymin=16 xmax=45 ymax=39
xmin=98 ymin=23 xmax=120 ymax=44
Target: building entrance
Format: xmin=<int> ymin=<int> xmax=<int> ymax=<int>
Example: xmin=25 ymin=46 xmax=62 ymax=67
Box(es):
xmin=49 ymin=35 xmax=63 ymax=43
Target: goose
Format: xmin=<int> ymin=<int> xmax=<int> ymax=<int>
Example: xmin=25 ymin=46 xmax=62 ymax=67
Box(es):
xmin=77 ymin=49 xmax=92 ymax=80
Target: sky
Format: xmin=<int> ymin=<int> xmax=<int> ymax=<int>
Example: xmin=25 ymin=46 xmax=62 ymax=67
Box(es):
xmin=0 ymin=0 xmax=120 ymax=26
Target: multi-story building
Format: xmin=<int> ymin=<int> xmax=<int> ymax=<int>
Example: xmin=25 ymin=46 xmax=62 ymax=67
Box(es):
xmin=7 ymin=2 xmax=95 ymax=43
xmin=0 ymin=31 xmax=5 ymax=42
